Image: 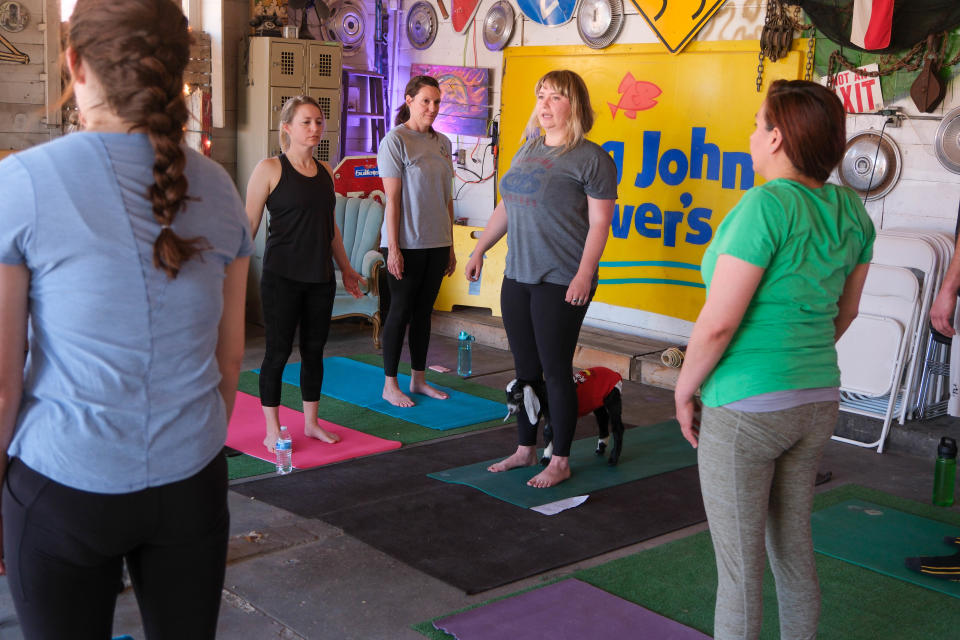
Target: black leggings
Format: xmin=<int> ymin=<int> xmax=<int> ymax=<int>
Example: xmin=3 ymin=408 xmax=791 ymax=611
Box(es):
xmin=259 ymin=269 xmax=336 ymax=405
xmin=382 ymin=246 xmax=449 ymax=377
xmin=500 ymin=277 xmax=591 ymax=457
xmin=3 ymin=455 xmax=229 ymax=640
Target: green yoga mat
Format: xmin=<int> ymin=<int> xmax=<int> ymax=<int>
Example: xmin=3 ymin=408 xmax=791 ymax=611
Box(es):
xmin=414 ymin=484 xmax=960 ymax=640
xmin=238 ymin=355 xmax=511 ymax=445
xmin=811 ymin=499 xmax=960 ymax=599
xmin=427 ymin=420 xmax=696 ymax=508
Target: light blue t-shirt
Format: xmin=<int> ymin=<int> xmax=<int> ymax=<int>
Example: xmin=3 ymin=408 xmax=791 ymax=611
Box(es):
xmin=0 ymin=132 xmax=254 ymax=494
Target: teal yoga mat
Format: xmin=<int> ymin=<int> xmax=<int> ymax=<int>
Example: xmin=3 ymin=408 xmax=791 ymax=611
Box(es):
xmin=427 ymin=420 xmax=697 ymax=508
xmin=267 ymin=357 xmax=506 ymax=430
xmin=812 ymin=499 xmax=960 ymax=598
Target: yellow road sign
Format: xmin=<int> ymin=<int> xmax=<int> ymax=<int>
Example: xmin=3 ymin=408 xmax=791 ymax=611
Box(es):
xmin=631 ymin=0 xmax=728 ymax=54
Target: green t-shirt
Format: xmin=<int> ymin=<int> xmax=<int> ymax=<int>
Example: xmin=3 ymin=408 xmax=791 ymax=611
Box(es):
xmin=699 ymin=179 xmax=875 ymax=407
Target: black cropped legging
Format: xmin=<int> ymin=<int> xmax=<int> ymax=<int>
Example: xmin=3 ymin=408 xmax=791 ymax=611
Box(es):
xmin=259 ymin=269 xmax=336 ymax=406
xmin=500 ymin=277 xmax=591 ymax=458
xmin=381 ymin=246 xmax=449 ymax=377
xmin=3 ymin=455 xmax=229 ymax=640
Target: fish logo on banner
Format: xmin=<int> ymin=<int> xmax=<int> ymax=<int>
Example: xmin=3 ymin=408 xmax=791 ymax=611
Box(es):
xmin=515 ymin=0 xmax=578 ymax=27
xmin=630 ymin=0 xmax=727 ymax=53
xmin=609 ymin=73 xmax=661 ymax=119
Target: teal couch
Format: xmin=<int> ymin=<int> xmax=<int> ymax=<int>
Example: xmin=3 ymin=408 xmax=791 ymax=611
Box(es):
xmin=333 ymin=194 xmax=385 ymax=347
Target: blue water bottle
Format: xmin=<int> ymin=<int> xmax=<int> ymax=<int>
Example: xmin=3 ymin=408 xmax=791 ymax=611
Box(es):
xmin=457 ymin=331 xmax=475 ymax=377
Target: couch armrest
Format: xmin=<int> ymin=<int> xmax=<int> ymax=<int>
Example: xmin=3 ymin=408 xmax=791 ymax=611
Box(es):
xmin=361 ymin=249 xmax=385 ymax=278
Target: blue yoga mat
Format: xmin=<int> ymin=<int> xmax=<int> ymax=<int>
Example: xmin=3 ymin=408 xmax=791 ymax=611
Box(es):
xmin=264 ymin=357 xmax=506 ymax=430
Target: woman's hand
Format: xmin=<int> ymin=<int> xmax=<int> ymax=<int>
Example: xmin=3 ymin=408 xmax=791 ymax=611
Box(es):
xmin=387 ymin=248 xmax=404 ymax=280
xmin=464 ymin=250 xmax=483 ymax=282
xmin=445 ymin=246 xmax=457 ymax=276
xmin=675 ymin=392 xmax=701 ymax=448
xmin=342 ymin=268 xmax=366 ymax=298
xmin=565 ymin=273 xmax=592 ymax=306
xmin=931 ymin=287 xmax=958 ymax=337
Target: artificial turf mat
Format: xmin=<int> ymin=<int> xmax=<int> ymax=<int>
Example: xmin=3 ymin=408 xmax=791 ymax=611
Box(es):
xmin=233 ymin=422 xmax=706 ymax=594
xmin=413 ymin=484 xmax=960 ymax=640
xmin=428 ymin=420 xmax=695 ymax=508
xmin=227 ymin=452 xmax=276 ymax=480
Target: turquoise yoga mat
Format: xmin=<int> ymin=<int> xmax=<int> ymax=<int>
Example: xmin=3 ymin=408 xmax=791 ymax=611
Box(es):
xmin=428 ymin=420 xmax=698 ymax=508
xmin=811 ymin=499 xmax=960 ymax=599
xmin=267 ymin=357 xmax=506 ymax=430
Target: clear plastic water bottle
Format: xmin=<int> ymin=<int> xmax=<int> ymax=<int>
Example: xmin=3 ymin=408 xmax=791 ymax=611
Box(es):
xmin=933 ymin=436 xmax=957 ymax=506
xmin=457 ymin=331 xmax=475 ymax=377
xmin=276 ymin=426 xmax=293 ymax=475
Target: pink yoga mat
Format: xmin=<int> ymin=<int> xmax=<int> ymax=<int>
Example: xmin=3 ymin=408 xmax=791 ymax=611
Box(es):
xmin=227 ymin=392 xmax=401 ymax=469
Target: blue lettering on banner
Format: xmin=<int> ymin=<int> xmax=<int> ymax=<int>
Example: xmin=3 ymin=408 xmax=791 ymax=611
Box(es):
xmin=603 ymin=127 xmax=750 ymax=248
xmin=354 ymin=166 xmax=380 ymax=177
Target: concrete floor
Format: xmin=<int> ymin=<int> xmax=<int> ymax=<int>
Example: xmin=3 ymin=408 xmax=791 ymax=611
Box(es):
xmin=0 ymin=318 xmax=953 ymax=639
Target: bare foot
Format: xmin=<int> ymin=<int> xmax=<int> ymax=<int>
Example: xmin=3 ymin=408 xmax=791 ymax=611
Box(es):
xmin=305 ymin=423 xmax=341 ymax=444
xmin=383 ymin=386 xmax=415 ymax=407
xmin=410 ymin=381 xmax=449 ymax=400
xmin=263 ymin=434 xmax=278 ymax=453
xmin=527 ymin=457 xmax=571 ymax=488
xmin=487 ymin=448 xmax=537 ymax=472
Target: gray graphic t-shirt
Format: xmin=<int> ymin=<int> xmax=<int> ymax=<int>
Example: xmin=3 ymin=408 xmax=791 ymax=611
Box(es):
xmin=376 ymin=124 xmax=453 ymax=249
xmin=500 ymin=137 xmax=618 ymax=286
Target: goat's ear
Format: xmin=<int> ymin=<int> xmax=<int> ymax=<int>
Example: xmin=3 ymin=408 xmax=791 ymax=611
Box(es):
xmin=506 ymin=379 xmax=517 ymax=393
xmin=523 ymin=384 xmax=540 ymax=425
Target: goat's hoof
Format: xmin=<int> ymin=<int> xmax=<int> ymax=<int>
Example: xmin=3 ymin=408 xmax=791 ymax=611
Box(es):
xmin=595 ymin=443 xmax=607 ymax=455
xmin=539 ymin=457 xmax=550 ymax=466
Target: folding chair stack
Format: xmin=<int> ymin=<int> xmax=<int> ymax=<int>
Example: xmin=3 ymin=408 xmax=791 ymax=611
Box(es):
xmin=834 ymin=230 xmax=954 ymax=452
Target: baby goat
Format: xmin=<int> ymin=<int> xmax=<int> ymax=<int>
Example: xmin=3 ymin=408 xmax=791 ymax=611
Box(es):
xmin=504 ymin=367 xmax=624 ymax=466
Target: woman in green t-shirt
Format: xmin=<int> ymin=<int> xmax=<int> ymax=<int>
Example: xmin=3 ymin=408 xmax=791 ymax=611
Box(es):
xmin=675 ymin=80 xmax=874 ymax=640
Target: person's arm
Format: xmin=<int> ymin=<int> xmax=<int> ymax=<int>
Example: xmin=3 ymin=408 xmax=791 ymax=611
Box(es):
xmin=382 ymin=176 xmax=404 ymax=280
xmin=931 ymin=240 xmax=960 ymax=336
xmin=445 ymin=196 xmax=456 ymax=276
xmin=244 ymin=158 xmax=280 ymax=237
xmin=0 ymin=263 xmax=29 ymax=575
xmin=216 ymin=257 xmax=249 ymax=421
xmin=465 ymin=199 xmax=508 ymax=281
xmin=674 ymin=255 xmax=765 ymax=448
xmin=566 ymin=196 xmax=615 ymax=305
xmin=835 ymin=263 xmax=869 ymax=341
xmin=319 ymin=161 xmax=365 ymax=297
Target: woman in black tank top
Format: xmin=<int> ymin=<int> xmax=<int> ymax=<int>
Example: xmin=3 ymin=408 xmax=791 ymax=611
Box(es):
xmin=245 ymin=96 xmax=365 ymax=453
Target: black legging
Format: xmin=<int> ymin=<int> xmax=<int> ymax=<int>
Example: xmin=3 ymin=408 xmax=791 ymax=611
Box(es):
xmin=259 ymin=269 xmax=336 ymax=405
xmin=381 ymin=246 xmax=449 ymax=377
xmin=3 ymin=455 xmax=229 ymax=640
xmin=500 ymin=277 xmax=591 ymax=457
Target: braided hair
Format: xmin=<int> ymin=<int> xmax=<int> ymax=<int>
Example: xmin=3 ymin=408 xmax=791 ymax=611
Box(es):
xmin=66 ymin=0 xmax=209 ymax=279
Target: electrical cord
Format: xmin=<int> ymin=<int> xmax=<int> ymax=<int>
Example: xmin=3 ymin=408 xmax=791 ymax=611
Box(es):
xmin=862 ymin=117 xmax=889 ymax=207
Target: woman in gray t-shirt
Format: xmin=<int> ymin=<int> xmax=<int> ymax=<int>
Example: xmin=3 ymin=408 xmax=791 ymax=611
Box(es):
xmin=465 ymin=70 xmax=617 ymax=488
xmin=377 ymin=75 xmax=456 ymax=407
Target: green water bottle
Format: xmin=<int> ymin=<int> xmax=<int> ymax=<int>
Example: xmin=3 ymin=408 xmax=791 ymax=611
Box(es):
xmin=933 ymin=436 xmax=957 ymax=507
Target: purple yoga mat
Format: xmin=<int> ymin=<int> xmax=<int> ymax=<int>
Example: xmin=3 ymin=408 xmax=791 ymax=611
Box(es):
xmin=433 ymin=579 xmax=710 ymax=640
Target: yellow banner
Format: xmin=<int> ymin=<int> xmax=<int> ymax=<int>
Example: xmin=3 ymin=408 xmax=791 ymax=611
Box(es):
xmin=500 ymin=41 xmax=808 ymax=322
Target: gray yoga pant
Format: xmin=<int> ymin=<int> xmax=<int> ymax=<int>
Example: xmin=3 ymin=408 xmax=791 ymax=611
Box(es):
xmin=698 ymin=401 xmax=838 ymax=640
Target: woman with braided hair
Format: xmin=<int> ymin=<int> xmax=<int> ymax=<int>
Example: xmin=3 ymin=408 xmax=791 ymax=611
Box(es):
xmin=0 ymin=0 xmax=252 ymax=637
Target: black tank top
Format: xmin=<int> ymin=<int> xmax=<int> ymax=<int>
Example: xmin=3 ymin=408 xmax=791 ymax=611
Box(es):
xmin=263 ymin=154 xmax=336 ymax=283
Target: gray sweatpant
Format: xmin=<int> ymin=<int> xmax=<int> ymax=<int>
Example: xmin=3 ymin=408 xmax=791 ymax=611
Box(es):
xmin=698 ymin=401 xmax=837 ymax=640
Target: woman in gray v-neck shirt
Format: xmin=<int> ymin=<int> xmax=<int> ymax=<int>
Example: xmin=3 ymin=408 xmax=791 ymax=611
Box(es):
xmin=465 ymin=70 xmax=618 ymax=489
